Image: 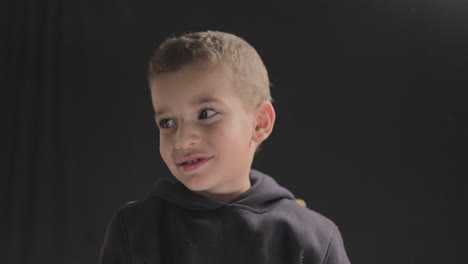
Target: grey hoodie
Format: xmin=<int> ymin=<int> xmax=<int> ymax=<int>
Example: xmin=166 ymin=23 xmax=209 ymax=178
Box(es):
xmin=99 ymin=169 xmax=351 ymax=264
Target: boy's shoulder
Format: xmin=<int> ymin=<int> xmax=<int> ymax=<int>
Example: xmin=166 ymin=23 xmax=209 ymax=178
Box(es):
xmin=115 ymin=195 xmax=336 ymax=225
xmin=110 ymin=198 xmax=163 ymax=226
xmin=117 ymin=198 xmax=162 ymax=213
xmin=274 ymin=196 xmax=339 ymax=233
xmin=120 ymin=197 xmax=337 ymax=233
xmin=266 ymin=197 xmax=342 ymax=256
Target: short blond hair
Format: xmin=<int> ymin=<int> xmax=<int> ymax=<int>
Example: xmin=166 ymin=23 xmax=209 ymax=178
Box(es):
xmin=148 ymin=31 xmax=272 ymax=110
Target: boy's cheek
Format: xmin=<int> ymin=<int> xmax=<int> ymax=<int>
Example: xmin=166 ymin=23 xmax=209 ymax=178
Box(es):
xmin=159 ymin=148 xmax=174 ymax=170
xmin=159 ymin=133 xmax=174 ymax=145
xmin=158 ymin=140 xmax=172 ymax=161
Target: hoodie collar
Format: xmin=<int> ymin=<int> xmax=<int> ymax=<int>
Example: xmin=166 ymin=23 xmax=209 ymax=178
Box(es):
xmin=150 ymin=169 xmax=295 ymax=213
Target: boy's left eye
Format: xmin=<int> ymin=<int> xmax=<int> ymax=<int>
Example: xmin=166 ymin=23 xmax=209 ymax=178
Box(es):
xmin=199 ymin=109 xmax=217 ymax=119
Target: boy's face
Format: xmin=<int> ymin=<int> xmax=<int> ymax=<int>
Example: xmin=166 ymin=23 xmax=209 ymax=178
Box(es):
xmin=149 ymin=63 xmax=258 ymax=202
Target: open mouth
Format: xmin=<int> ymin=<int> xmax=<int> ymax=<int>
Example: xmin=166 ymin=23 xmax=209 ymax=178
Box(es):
xmin=180 ymin=158 xmax=205 ymax=166
xmin=177 ymin=156 xmax=213 ymax=171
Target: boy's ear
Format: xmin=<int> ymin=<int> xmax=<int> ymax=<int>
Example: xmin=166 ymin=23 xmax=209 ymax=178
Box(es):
xmin=252 ymin=101 xmax=276 ymax=144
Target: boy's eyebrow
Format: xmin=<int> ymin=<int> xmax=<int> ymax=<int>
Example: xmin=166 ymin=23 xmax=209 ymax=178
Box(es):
xmin=154 ymin=108 xmax=167 ymax=118
xmin=155 ymin=96 xmax=224 ymax=117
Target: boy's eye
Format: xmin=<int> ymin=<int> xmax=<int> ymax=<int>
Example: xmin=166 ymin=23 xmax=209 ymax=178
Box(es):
xmin=199 ymin=109 xmax=217 ymax=119
xmin=159 ymin=119 xmax=175 ymax=128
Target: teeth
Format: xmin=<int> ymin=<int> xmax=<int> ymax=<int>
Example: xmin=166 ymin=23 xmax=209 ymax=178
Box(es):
xmin=184 ymin=158 xmax=202 ymax=165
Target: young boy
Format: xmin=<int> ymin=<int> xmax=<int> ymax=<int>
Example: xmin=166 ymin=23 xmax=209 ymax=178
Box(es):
xmin=99 ymin=30 xmax=350 ymax=264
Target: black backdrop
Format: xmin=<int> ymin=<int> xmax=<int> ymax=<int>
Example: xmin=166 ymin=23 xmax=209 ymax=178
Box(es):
xmin=3 ymin=1 xmax=467 ymax=263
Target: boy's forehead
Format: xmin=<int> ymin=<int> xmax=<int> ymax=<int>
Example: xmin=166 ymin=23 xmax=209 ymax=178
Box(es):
xmin=151 ymin=67 xmax=236 ymax=108
xmin=150 ymin=65 xmax=231 ymax=95
xmin=149 ymin=63 xmax=253 ymax=116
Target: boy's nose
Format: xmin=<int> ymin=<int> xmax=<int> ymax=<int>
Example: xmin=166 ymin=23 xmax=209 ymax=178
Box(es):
xmin=174 ymin=124 xmax=201 ymax=149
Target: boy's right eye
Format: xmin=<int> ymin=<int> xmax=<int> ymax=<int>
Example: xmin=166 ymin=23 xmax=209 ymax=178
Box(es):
xmin=159 ymin=119 xmax=175 ymax=128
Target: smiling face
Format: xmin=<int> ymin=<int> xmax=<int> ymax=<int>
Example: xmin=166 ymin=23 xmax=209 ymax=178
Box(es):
xmin=149 ymin=63 xmax=261 ymax=202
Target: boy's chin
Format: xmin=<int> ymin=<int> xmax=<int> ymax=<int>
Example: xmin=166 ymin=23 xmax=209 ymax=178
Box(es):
xmin=175 ymin=172 xmax=215 ymax=192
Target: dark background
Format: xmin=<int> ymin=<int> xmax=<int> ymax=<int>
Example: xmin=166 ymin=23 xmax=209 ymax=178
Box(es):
xmin=3 ymin=0 xmax=467 ymax=263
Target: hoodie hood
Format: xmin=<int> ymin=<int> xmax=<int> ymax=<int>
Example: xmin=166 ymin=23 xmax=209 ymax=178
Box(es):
xmin=149 ymin=169 xmax=295 ymax=213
